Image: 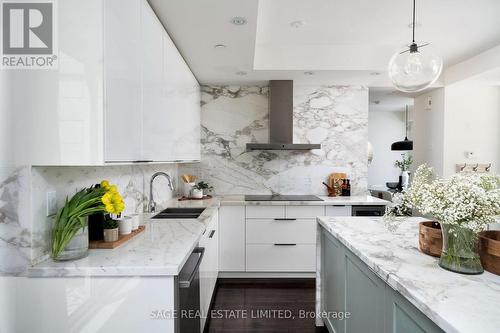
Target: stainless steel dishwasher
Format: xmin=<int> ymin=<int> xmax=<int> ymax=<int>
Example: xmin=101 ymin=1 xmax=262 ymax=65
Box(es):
xmin=176 ymin=247 xmax=204 ymax=333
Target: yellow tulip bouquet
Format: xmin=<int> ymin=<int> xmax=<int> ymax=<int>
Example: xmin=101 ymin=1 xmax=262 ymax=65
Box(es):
xmin=51 ymin=180 xmax=125 ymax=259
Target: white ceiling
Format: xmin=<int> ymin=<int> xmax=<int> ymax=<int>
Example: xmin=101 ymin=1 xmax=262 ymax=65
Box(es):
xmin=149 ymin=0 xmax=500 ymax=85
xmin=369 ymin=88 xmax=414 ymax=113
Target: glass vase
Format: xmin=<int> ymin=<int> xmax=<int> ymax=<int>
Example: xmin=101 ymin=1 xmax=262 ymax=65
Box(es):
xmin=439 ymin=223 xmax=483 ymax=274
xmin=52 ymin=217 xmax=89 ymax=261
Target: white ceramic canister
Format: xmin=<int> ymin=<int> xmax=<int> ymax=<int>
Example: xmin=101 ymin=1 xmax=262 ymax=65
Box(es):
xmin=129 ymin=214 xmax=140 ymax=231
xmin=118 ymin=216 xmax=132 ymax=235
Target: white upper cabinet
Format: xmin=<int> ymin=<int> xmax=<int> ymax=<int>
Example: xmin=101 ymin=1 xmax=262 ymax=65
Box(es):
xmin=141 ymin=1 xmax=170 ymax=161
xmin=105 ymin=0 xmax=200 ymax=163
xmin=104 ymin=0 xmax=143 ymax=162
xmin=18 ymin=0 xmax=200 ymax=165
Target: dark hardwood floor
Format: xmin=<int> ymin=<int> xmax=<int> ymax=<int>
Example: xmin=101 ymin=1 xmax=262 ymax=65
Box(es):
xmin=205 ymin=278 xmax=328 ymax=333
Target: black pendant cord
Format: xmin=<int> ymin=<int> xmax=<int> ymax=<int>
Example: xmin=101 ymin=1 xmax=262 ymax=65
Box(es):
xmin=405 ymin=105 xmax=409 ymax=140
xmin=412 ymin=0 xmax=416 ymax=43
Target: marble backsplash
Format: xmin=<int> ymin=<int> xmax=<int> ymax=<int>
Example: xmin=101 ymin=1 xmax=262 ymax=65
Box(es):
xmin=180 ymin=84 xmax=369 ymax=196
xmin=0 ymin=164 xmax=178 ymax=274
xmin=0 ymin=167 xmax=32 ymax=275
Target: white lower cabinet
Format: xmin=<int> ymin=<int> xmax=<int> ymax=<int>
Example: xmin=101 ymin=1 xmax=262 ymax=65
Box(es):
xmin=246 ymin=219 xmax=316 ymax=244
xmin=219 ymin=206 xmax=246 ymax=271
xmin=246 ymin=244 xmax=316 ymax=272
xmin=199 ymin=211 xmax=219 ymax=331
xmin=245 ymin=206 xmax=325 ymax=272
xmin=219 ymin=204 xmax=354 ymax=273
xmin=326 ymin=205 xmax=352 ymax=216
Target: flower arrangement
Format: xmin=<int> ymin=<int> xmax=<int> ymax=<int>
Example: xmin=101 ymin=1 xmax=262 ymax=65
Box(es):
xmin=405 ymin=165 xmax=499 ymax=232
xmin=394 ymin=153 xmax=413 ymax=172
xmin=100 ymin=180 xmax=125 ymax=215
xmin=384 ymin=164 xmax=500 ymax=274
xmin=51 ymin=180 xmax=125 ymax=259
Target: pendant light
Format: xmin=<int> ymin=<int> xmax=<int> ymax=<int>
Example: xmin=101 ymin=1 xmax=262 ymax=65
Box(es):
xmin=388 ymin=0 xmax=442 ymax=92
xmin=391 ymin=105 xmax=413 ymax=151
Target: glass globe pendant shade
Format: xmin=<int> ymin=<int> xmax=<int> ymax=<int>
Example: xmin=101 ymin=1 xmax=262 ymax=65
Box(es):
xmin=388 ymin=44 xmax=443 ymax=93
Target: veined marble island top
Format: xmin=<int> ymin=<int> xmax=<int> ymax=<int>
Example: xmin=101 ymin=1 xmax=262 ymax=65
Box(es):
xmin=28 ymin=198 xmax=221 ymax=277
xmin=317 ymin=216 xmax=500 ymax=333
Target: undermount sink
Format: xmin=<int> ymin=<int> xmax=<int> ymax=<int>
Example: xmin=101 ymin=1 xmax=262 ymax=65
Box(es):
xmin=152 ymin=207 xmax=206 ymax=219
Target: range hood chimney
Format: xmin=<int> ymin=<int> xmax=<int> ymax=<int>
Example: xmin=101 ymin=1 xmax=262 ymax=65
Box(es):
xmin=246 ymin=80 xmax=321 ymax=151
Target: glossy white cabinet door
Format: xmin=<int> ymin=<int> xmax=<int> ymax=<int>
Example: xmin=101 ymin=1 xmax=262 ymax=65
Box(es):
xmin=172 ymin=68 xmax=200 ymax=161
xmin=141 ymin=0 xmax=170 ymax=161
xmin=326 ymin=205 xmax=352 ymax=216
xmin=15 ymin=276 xmax=176 ymax=333
xmin=199 ymin=211 xmax=219 ymax=331
xmin=163 ymin=31 xmax=200 ymax=161
xmin=104 ymin=0 xmax=143 ymax=162
xmin=10 ymin=0 xmax=104 ymax=165
xmin=219 ymin=206 xmax=246 ymax=271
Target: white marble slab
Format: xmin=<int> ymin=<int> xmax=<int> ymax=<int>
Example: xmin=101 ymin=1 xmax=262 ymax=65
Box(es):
xmin=27 ymin=198 xmax=220 ymax=277
xmin=179 ymin=84 xmax=369 ymax=196
xmin=220 ymin=195 xmax=388 ymax=206
xmin=316 ymin=216 xmax=500 ymax=333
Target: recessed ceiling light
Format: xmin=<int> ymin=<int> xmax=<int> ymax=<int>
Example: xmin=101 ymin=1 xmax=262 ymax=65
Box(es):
xmin=235 ymin=71 xmax=247 ymax=76
xmin=304 ymin=71 xmax=314 ymax=76
xmin=231 ymin=16 xmax=247 ymax=25
xmin=370 ymin=72 xmax=381 ymax=76
xmin=290 ymin=20 xmax=306 ymax=28
xmin=214 ymin=44 xmax=227 ymax=49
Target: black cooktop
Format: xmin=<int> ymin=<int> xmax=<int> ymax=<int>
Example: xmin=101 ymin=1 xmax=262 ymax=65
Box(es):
xmin=244 ymin=195 xmax=323 ymax=201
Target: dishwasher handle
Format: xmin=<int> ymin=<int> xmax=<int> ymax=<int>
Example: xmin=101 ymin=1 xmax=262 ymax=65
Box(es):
xmin=179 ymin=247 xmax=205 ymax=289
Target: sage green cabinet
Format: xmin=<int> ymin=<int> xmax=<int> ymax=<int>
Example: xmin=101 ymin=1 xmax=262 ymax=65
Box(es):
xmin=322 ymin=233 xmax=346 ymax=333
xmin=320 ymin=228 xmax=444 ymax=333
xmin=385 ymin=287 xmax=444 ymax=333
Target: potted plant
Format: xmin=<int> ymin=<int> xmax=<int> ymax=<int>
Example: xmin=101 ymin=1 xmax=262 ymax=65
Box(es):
xmin=51 ymin=180 xmax=125 ymax=261
xmin=103 ymin=218 xmax=119 ymax=242
xmin=394 ymin=153 xmax=413 ymax=189
xmin=193 ymin=181 xmax=214 ymax=198
xmin=388 ymin=165 xmax=500 ymax=274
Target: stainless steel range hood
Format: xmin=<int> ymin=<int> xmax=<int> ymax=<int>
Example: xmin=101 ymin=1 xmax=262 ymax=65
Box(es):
xmin=246 ymin=80 xmax=321 ymax=151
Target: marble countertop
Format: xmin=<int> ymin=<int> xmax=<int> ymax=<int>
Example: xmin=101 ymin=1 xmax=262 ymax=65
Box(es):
xmin=28 ymin=197 xmax=220 ymax=277
xmin=317 ymin=216 xmax=500 ymax=333
xmin=220 ymin=195 xmax=389 ymax=206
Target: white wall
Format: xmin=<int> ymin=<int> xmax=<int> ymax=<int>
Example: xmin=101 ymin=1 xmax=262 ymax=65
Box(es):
xmin=413 ymin=88 xmax=446 ymax=175
xmin=368 ymin=111 xmax=406 ymax=187
xmin=413 ymin=85 xmax=499 ymax=177
xmin=443 ymin=84 xmax=500 ymax=176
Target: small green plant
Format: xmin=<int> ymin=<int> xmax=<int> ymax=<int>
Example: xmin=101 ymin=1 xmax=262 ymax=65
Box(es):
xmin=193 ymin=181 xmax=214 ymax=192
xmin=394 ymin=153 xmax=413 ymax=172
xmin=103 ymin=218 xmax=118 ymax=229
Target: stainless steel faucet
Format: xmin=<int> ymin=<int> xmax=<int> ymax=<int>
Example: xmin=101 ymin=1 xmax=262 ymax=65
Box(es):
xmin=148 ymin=172 xmax=175 ymax=213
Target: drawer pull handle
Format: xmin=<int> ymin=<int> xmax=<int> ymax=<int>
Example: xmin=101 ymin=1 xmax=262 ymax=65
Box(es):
xmin=209 ymin=230 xmax=215 ymax=238
xmin=274 ymin=218 xmax=297 ymax=221
xmin=274 ymin=243 xmax=297 ymax=246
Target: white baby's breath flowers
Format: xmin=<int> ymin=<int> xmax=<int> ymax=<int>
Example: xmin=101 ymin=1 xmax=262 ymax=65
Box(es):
xmin=404 ymin=165 xmax=500 ymax=232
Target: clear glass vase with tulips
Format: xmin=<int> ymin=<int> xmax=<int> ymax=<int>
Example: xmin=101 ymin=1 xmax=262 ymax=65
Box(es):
xmin=51 ymin=180 xmax=125 ymax=260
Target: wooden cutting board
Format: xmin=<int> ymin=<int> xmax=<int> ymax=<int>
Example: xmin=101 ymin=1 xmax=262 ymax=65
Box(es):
xmin=89 ymin=225 xmax=145 ymax=249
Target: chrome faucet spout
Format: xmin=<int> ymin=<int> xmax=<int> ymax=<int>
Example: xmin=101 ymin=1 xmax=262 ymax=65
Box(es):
xmin=148 ymin=172 xmax=175 ymax=213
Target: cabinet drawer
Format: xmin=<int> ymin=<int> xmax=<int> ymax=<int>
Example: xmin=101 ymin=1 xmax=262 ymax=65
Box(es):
xmin=246 ymin=244 xmax=316 ymax=272
xmin=246 ymin=219 xmax=316 ymax=244
xmin=246 ymin=206 xmax=285 ymax=218
xmin=286 ymin=206 xmax=325 ymax=218
xmin=326 ymin=205 xmax=352 ymax=216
